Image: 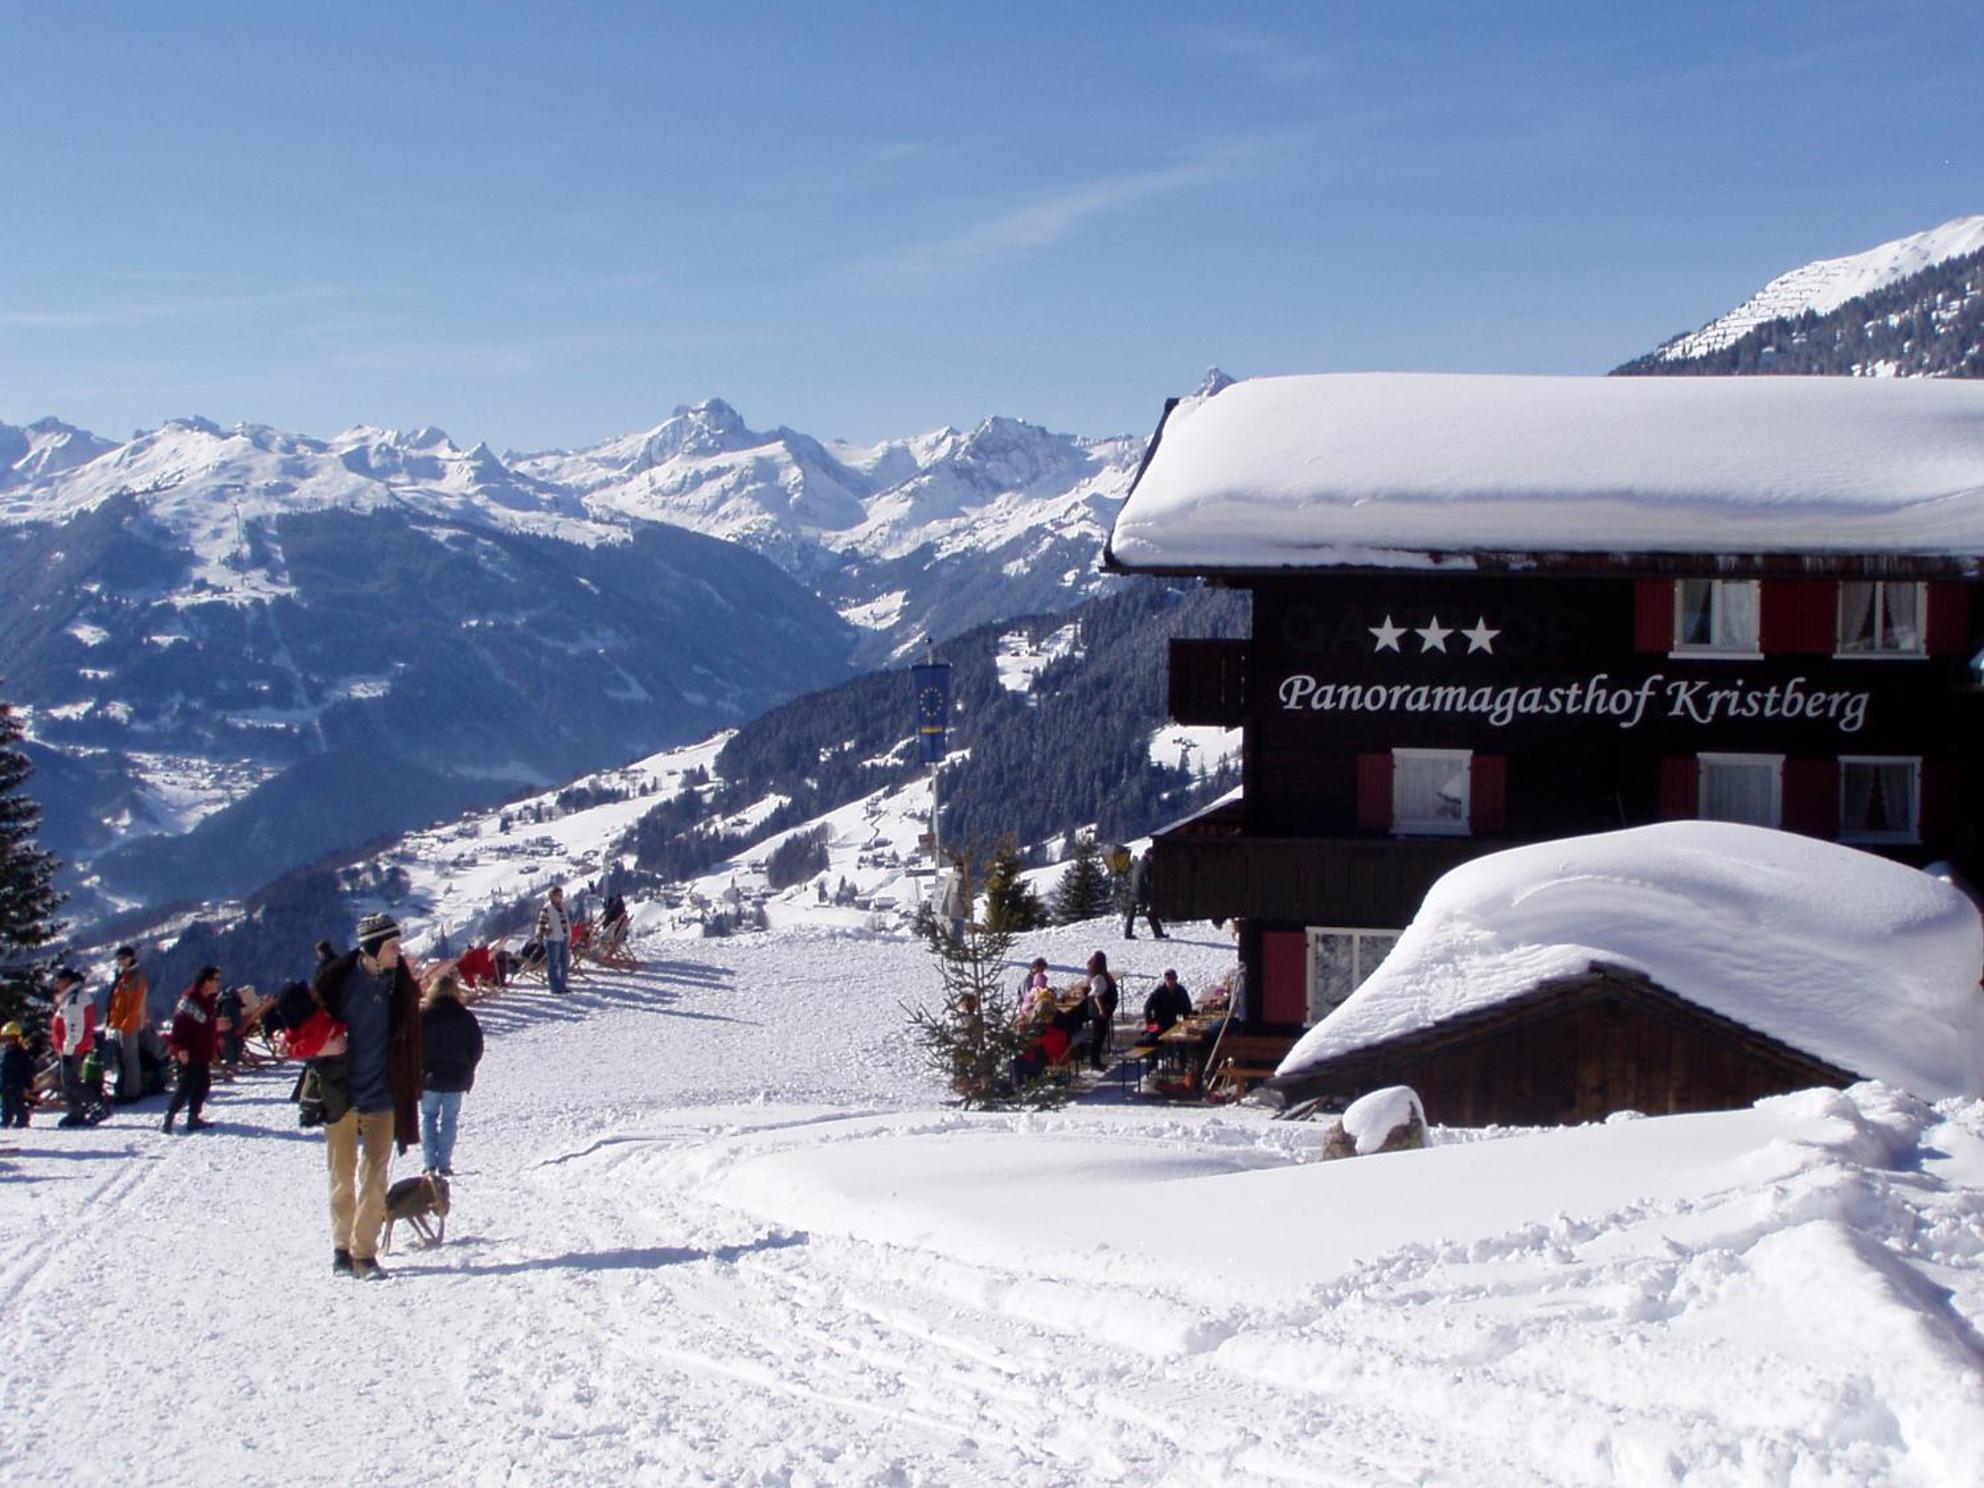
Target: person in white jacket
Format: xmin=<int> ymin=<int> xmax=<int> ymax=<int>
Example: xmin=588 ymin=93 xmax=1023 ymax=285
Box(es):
xmin=50 ymin=966 xmax=100 ymax=1129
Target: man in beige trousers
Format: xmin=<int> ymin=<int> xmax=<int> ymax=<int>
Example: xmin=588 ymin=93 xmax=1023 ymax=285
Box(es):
xmin=310 ymin=912 xmax=423 ymax=1280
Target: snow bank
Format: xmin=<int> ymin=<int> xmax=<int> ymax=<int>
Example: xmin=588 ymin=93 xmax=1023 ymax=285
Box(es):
xmin=1107 ymin=372 xmax=1984 ymax=568
xmin=1281 ymin=822 xmax=1984 ymax=1098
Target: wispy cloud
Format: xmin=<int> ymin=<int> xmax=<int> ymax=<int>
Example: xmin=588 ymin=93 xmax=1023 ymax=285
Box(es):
xmin=856 ymin=132 xmax=1295 ymax=288
xmin=0 ymin=283 xmax=345 ymax=331
xmin=1190 ymin=27 xmax=1342 ymax=85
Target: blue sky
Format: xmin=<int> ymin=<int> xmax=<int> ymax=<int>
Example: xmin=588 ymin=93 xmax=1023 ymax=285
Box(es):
xmin=3 ymin=2 xmax=1980 ymax=450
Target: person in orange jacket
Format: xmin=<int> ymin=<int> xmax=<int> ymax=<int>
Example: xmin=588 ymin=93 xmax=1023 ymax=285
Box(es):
xmin=105 ymin=945 xmax=149 ymax=1104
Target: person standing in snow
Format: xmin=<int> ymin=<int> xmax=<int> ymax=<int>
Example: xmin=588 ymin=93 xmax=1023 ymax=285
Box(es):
xmin=312 ymin=913 xmax=423 ymax=1280
xmin=535 ymin=885 xmax=573 ymax=995
xmin=2 ymin=1020 xmax=36 ymax=1128
xmin=104 ymin=945 xmax=149 ymax=1103
xmin=1083 ymin=950 xmax=1119 ymax=1072
xmin=163 ymin=966 xmax=221 ymax=1133
xmin=1122 ymin=851 xmax=1166 ymax=940
xmin=418 ymin=971 xmax=483 ymax=1176
xmin=50 ymin=966 xmax=99 ymax=1129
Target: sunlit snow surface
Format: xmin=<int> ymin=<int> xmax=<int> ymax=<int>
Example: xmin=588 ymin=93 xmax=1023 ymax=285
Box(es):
xmin=5 ymin=918 xmax=1981 ymax=1485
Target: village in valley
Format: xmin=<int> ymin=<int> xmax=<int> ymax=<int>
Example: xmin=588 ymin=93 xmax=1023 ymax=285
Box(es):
xmin=3 ymin=9 xmax=1983 ymax=1486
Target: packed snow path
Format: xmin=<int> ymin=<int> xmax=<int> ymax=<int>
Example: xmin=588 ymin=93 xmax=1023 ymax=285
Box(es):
xmin=4 ymin=923 xmax=1980 ymax=1486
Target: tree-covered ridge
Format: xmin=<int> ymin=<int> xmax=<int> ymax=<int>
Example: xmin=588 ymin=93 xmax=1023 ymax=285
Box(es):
xmin=626 ymin=582 xmax=1248 ymax=879
xmin=1615 ymin=247 xmax=1984 ymax=378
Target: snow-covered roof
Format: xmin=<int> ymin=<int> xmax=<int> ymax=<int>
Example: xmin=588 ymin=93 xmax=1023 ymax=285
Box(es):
xmin=1106 ymin=373 xmax=1984 ymax=572
xmin=1278 ymin=822 xmax=1984 ymax=1100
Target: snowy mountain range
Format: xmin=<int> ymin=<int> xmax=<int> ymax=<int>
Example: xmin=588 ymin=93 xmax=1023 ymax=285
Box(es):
xmin=1620 ymin=213 xmax=1984 ymax=377
xmin=0 ymin=388 xmax=1174 ymax=924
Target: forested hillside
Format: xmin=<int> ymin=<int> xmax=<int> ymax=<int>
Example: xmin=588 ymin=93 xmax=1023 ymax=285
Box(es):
xmin=1615 ymin=247 xmax=1984 ymax=378
xmin=128 ymin=580 xmax=1248 ymax=997
xmin=629 ymin=581 xmax=1249 ymax=877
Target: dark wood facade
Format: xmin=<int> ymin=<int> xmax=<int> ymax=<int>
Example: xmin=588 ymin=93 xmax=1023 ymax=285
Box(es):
xmin=1270 ymin=968 xmax=1861 ymax=1126
xmin=1146 ymin=569 xmax=1984 ymax=1036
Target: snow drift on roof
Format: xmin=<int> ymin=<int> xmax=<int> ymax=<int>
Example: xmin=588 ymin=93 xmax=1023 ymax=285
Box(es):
xmin=1107 ymin=373 xmax=1984 ymax=570
xmin=1277 ymin=822 xmax=1984 ymax=1100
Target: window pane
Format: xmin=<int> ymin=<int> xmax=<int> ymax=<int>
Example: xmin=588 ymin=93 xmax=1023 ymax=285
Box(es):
xmin=1843 ymin=761 xmax=1916 ymax=838
xmin=1702 ymin=760 xmax=1777 ymax=825
xmin=1396 ymin=756 xmax=1468 ymax=828
xmin=1717 ymin=581 xmax=1759 ymax=649
xmin=1880 ymin=584 xmax=1920 ymax=652
xmin=1678 ymin=580 xmax=1715 ymax=645
xmin=1310 ymin=933 xmax=1358 ymax=1019
xmin=1358 ymin=933 xmax=1400 ymax=984
xmin=1838 ymin=582 xmax=1878 ymax=652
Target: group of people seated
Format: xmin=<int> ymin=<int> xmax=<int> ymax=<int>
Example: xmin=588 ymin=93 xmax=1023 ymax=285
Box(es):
xmin=1010 ymin=953 xmax=1200 ymax=1086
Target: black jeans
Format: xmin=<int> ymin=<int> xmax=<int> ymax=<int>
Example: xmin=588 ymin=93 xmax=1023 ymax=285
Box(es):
xmin=166 ymin=1061 xmax=211 ymax=1124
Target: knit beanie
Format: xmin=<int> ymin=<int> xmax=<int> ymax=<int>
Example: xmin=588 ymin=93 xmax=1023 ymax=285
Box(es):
xmin=356 ymin=913 xmax=401 ymax=957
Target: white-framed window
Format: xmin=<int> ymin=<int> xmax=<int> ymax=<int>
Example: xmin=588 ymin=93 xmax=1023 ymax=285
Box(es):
xmin=1392 ymin=748 xmax=1471 ymax=836
xmin=1673 ymin=578 xmax=1761 ymax=656
xmin=1840 ymin=756 xmax=1920 ymax=843
xmin=1307 ymin=927 xmax=1401 ymax=1022
xmin=1698 ymin=753 xmax=1783 ymax=827
xmin=1836 ymin=581 xmax=1925 ymax=657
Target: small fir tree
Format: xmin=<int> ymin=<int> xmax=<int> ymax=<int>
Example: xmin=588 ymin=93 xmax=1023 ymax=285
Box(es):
xmin=1051 ymin=832 xmax=1112 ymax=925
xmin=981 ymin=835 xmax=1046 ymax=933
xmin=0 ymin=695 xmax=64 ymax=1029
xmin=904 ymin=915 xmax=1067 ymax=1109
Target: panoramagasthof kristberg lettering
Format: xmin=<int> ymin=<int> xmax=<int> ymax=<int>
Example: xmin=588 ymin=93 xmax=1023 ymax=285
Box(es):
xmin=1276 ymin=671 xmax=1872 ymax=732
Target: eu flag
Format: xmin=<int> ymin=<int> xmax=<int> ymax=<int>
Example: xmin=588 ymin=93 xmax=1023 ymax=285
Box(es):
xmin=912 ymin=662 xmax=952 ymax=764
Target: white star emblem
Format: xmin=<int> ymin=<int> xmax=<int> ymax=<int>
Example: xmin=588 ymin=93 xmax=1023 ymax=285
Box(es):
xmin=1369 ymin=616 xmax=1406 ymax=653
xmin=1414 ymin=616 xmax=1453 ymax=653
xmin=1461 ymin=617 xmax=1499 ymax=655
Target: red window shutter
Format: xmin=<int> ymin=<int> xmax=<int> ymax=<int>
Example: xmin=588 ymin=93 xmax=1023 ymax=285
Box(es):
xmin=1659 ymin=758 xmax=1697 ymax=820
xmin=1760 ymin=580 xmax=1834 ymax=654
xmin=1781 ymin=759 xmax=1839 ymax=839
xmin=1262 ymin=931 xmax=1309 ymax=1025
xmin=1470 ymin=755 xmax=1507 ymax=833
xmin=1635 ymin=579 xmax=1675 ymax=652
xmin=1925 ymin=583 xmax=1972 ymax=657
xmin=1357 ymin=752 xmax=1394 ymax=831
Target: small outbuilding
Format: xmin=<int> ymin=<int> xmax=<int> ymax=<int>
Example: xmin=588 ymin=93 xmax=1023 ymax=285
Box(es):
xmin=1272 ymin=821 xmax=1984 ymax=1123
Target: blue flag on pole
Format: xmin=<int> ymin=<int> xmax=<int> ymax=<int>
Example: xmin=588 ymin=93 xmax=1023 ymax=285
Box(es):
xmin=912 ymin=662 xmax=951 ymax=764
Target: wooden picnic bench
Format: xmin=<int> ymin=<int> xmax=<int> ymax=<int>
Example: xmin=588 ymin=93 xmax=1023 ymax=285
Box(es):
xmin=1204 ymin=1033 xmax=1300 ymax=1102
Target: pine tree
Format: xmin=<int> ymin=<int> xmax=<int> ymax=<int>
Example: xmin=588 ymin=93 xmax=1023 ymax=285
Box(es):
xmin=0 ymin=695 xmax=64 ymax=1028
xmin=1050 ymin=832 xmax=1112 ymax=925
xmin=903 ymin=916 xmax=1066 ymax=1109
xmin=981 ymin=835 xmax=1045 ymax=933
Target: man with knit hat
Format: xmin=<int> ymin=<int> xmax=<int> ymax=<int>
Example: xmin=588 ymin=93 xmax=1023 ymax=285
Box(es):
xmin=105 ymin=945 xmax=149 ymax=1103
xmin=310 ymin=912 xmax=424 ymax=1280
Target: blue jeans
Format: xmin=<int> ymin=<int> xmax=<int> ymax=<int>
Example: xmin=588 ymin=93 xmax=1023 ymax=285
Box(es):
xmin=419 ymin=1089 xmax=464 ymax=1173
xmin=545 ymin=938 xmax=570 ymax=995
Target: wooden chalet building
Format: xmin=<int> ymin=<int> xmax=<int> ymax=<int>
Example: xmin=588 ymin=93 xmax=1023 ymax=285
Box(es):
xmin=1103 ymin=373 xmax=1984 ymax=1058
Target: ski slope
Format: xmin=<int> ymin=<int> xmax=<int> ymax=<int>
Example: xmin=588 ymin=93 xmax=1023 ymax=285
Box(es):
xmin=4 ymin=918 xmax=1980 ymax=1486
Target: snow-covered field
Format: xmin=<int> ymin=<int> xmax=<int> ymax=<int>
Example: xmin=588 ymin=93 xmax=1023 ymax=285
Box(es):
xmin=4 ymin=917 xmax=1980 ymax=1486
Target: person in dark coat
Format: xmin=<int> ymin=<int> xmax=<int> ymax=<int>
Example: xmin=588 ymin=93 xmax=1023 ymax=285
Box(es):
xmin=1 ymin=1020 xmax=34 ymax=1128
xmin=418 ymin=971 xmax=484 ymax=1176
xmin=1122 ymin=851 xmax=1166 ymax=940
xmin=163 ymin=966 xmax=221 ymax=1133
xmin=312 ymin=913 xmax=424 ymax=1281
xmin=1142 ymin=968 xmax=1194 ymax=1034
xmin=1083 ymin=950 xmax=1119 ymax=1071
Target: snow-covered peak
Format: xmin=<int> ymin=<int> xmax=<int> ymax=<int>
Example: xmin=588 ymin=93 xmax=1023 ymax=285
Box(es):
xmin=0 ymin=416 xmax=115 ymax=491
xmin=1195 ymin=366 xmax=1236 ymax=400
xmin=1657 ymin=214 xmax=1984 ymax=362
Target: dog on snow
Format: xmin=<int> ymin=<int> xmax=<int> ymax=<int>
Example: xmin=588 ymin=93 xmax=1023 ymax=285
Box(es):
xmin=382 ymin=1171 xmax=450 ymax=1251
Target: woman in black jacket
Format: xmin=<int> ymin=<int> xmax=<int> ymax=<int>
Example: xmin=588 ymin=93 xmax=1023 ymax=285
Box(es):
xmin=419 ymin=972 xmax=484 ymax=1176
